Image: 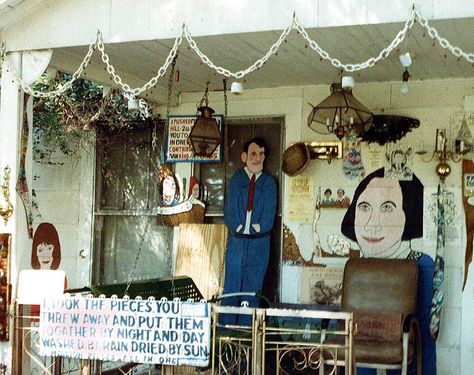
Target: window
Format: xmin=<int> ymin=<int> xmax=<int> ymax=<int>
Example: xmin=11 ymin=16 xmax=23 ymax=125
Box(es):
xmin=92 ymin=121 xmax=173 ymax=285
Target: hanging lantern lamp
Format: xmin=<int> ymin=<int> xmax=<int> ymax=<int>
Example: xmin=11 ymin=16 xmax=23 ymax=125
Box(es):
xmin=188 ymin=82 xmax=222 ymax=157
xmin=307 ymin=80 xmax=373 ymax=140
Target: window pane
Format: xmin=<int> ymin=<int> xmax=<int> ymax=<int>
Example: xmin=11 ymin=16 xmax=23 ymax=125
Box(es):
xmin=93 ymin=215 xmax=172 ymax=285
xmin=96 ymin=124 xmax=162 ymax=211
xmin=96 ymin=138 xmax=127 ymax=210
xmin=199 ymin=163 xmax=225 ymax=214
xmin=93 ymin=121 xmax=171 ymax=286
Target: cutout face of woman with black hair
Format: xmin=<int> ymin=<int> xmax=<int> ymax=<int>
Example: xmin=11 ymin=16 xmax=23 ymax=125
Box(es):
xmin=341 ymin=168 xmax=424 ymax=258
xmin=31 ymin=223 xmax=61 ymax=270
xmin=354 ymin=177 xmax=406 ymax=258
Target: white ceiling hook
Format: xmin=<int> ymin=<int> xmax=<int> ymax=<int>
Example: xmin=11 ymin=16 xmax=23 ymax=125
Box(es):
xmin=399 ymin=52 xmax=412 ymax=68
xmin=231 ymin=81 xmax=244 ymax=95
xmin=341 ymin=76 xmax=355 ymax=89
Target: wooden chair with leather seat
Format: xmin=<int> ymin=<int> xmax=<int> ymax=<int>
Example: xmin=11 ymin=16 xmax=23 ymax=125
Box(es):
xmin=341 ymin=257 xmax=422 ymax=375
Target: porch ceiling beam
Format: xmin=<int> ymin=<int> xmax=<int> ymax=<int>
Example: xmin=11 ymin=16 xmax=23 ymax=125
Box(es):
xmin=2 ymin=0 xmax=474 ymax=52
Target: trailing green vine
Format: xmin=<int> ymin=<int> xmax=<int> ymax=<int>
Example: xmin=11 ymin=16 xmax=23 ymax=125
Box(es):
xmin=32 ymin=72 xmax=155 ymax=162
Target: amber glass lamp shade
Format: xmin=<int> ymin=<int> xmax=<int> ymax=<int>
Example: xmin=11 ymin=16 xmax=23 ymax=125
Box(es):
xmin=307 ymin=83 xmax=373 ymax=139
xmin=188 ymin=106 xmax=222 ymax=157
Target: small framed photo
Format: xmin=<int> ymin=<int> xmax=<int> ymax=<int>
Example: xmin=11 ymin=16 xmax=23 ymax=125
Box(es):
xmin=435 ymin=129 xmax=447 ymax=153
xmin=464 ymin=173 xmax=474 ymax=190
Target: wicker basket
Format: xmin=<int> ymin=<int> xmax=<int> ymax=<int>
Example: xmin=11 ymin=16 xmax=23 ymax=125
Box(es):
xmin=156 ymin=198 xmax=205 ymax=227
xmin=282 ymin=142 xmax=310 ymax=176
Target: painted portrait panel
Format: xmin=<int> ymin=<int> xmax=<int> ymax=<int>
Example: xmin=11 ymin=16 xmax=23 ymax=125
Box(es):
xmin=339 ymin=167 xmax=436 ymax=375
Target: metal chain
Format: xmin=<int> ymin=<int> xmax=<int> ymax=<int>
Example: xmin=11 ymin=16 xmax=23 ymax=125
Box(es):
xmin=167 ymin=54 xmax=178 ymax=120
xmin=4 ymin=36 xmax=97 ymax=98
xmin=2 ymin=8 xmax=474 ymax=97
xmin=218 ymin=78 xmax=229 ymax=293
xmin=196 ymin=81 xmax=210 ymax=110
xmin=153 ymin=52 xmax=178 ymax=149
xmin=414 ymin=8 xmax=474 ymax=63
xmin=294 ymin=11 xmax=415 ymax=72
xmin=184 ymin=22 xmax=292 ymax=79
xmin=223 ymin=78 xmax=228 ymax=162
xmin=97 ymin=30 xmax=182 ymax=96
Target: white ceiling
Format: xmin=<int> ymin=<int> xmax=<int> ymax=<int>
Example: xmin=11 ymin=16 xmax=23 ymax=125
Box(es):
xmin=47 ymin=16 xmax=474 ymax=97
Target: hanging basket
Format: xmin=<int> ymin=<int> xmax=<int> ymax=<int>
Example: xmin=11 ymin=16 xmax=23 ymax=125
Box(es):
xmin=156 ymin=197 xmax=205 ymax=227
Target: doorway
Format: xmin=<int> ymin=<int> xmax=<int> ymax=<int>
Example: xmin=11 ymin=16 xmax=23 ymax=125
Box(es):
xmin=198 ymin=116 xmax=283 ymax=303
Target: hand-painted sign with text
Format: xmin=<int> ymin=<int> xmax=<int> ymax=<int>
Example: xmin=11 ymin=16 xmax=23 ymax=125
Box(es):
xmin=165 ymin=115 xmax=223 ymax=163
xmin=39 ymin=297 xmax=211 ymax=366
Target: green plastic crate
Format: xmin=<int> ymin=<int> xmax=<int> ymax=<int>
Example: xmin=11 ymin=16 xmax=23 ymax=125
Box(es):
xmin=88 ymin=275 xmax=204 ymax=301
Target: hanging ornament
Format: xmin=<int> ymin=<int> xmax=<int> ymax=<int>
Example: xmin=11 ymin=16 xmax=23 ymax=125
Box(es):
xmin=16 ymin=94 xmax=34 ymax=237
xmin=0 ymin=166 xmax=13 ymax=226
xmin=342 ymin=135 xmax=365 ymax=179
xmin=384 ymin=144 xmax=414 ymax=181
xmin=429 ymin=184 xmax=446 ymax=340
xmin=455 ymin=116 xmax=473 ymax=159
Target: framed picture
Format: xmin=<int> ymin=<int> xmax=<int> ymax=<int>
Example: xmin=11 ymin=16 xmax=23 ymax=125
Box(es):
xmin=164 ymin=115 xmax=224 ymax=163
xmin=435 ymin=128 xmax=447 ymax=153
xmin=464 ymin=173 xmax=474 ymax=190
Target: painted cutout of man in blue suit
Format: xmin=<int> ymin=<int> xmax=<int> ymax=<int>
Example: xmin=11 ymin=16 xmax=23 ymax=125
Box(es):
xmin=222 ymin=137 xmax=277 ymax=322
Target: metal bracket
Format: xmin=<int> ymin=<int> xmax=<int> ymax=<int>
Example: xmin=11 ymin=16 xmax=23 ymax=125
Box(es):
xmin=306 ymin=141 xmax=342 ymax=162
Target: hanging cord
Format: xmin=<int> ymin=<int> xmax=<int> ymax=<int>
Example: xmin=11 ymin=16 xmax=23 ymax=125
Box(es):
xmin=123 ymin=220 xmax=151 ymax=297
xmin=156 ymin=53 xmax=178 ymax=230
xmin=153 ymin=52 xmax=178 ymax=150
xmin=223 ymin=78 xmax=229 ymax=164
xmin=217 ymin=78 xmax=229 ymax=294
xmin=0 ymin=43 xmax=5 ymax=76
xmin=196 ymin=81 xmax=210 ymax=111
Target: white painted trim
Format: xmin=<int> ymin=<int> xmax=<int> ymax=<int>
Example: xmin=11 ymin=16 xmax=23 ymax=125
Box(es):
xmin=2 ymin=0 xmax=474 ymax=51
xmin=76 ymin=133 xmax=96 ymax=287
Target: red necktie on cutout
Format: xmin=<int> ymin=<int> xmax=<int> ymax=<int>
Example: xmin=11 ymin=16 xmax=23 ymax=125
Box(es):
xmin=247 ymin=174 xmax=256 ymax=212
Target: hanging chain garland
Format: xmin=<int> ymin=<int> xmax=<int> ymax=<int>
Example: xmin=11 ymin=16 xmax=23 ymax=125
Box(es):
xmin=97 ymin=31 xmax=182 ymax=96
xmin=295 ymin=13 xmax=414 ymax=72
xmin=416 ymin=8 xmax=474 ymax=62
xmin=13 ymin=39 xmax=95 ymax=98
xmin=2 ymin=6 xmax=474 ymax=97
xmin=184 ymin=23 xmax=292 ymax=79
